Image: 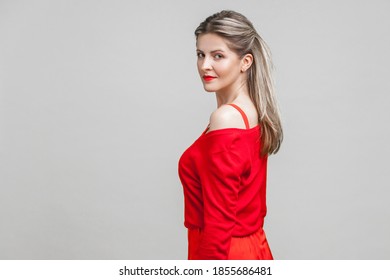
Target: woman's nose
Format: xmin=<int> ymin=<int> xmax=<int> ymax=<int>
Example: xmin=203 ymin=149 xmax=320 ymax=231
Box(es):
xmin=200 ymin=56 xmax=212 ymax=71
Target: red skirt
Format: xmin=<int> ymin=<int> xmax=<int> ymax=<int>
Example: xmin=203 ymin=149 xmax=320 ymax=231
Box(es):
xmin=188 ymin=227 xmax=273 ymax=260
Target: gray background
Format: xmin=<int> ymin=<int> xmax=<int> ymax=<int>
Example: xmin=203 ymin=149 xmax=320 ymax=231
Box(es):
xmin=1 ymin=0 xmax=389 ymax=259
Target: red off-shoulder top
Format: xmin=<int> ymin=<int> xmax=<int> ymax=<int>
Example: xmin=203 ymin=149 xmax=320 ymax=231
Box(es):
xmin=178 ymin=103 xmax=268 ymax=259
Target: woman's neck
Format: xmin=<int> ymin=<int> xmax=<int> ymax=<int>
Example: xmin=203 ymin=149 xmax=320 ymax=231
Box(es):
xmin=215 ymin=81 xmax=249 ymax=107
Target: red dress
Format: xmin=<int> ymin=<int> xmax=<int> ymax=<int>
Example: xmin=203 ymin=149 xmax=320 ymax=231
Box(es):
xmin=178 ymin=104 xmax=273 ymax=260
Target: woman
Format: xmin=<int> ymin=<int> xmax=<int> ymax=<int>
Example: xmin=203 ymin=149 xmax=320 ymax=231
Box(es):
xmin=178 ymin=10 xmax=283 ymax=260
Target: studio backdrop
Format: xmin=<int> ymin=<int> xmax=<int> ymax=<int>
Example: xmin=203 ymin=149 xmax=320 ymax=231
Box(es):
xmin=1 ymin=0 xmax=389 ymax=259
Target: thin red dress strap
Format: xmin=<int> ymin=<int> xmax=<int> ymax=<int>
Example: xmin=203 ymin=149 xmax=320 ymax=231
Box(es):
xmin=227 ymin=103 xmax=250 ymax=129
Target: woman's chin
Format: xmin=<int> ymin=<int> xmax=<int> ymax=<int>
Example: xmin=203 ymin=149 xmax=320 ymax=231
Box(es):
xmin=203 ymin=85 xmax=217 ymax=92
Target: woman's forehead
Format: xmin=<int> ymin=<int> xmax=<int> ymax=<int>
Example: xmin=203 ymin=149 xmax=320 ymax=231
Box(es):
xmin=196 ymin=33 xmax=230 ymax=52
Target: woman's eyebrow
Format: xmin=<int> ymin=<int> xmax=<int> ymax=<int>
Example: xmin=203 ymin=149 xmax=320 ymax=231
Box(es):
xmin=196 ymin=49 xmax=225 ymax=53
xmin=210 ymin=49 xmax=225 ymax=53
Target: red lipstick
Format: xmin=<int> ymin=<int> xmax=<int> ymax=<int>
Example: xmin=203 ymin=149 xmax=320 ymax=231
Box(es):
xmin=203 ymin=75 xmax=216 ymax=82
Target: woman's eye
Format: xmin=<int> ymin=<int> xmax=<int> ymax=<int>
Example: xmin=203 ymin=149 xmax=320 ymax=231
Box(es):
xmin=197 ymin=53 xmax=204 ymax=58
xmin=214 ymin=54 xmax=223 ymax=59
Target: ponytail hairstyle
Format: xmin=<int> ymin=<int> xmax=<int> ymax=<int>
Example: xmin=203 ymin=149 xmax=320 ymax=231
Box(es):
xmin=195 ymin=10 xmax=283 ymax=155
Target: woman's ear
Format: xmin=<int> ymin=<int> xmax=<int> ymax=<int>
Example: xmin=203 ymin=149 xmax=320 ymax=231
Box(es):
xmin=241 ymin=53 xmax=253 ymax=72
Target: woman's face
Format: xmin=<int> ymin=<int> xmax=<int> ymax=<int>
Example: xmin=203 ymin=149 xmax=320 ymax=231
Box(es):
xmin=196 ymin=33 xmax=244 ymax=94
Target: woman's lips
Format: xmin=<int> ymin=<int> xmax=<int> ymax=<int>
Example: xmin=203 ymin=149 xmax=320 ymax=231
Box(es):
xmin=203 ymin=75 xmax=216 ymax=82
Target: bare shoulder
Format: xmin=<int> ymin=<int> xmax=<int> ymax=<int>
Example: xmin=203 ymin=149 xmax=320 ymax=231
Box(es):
xmin=208 ymin=104 xmax=246 ymax=132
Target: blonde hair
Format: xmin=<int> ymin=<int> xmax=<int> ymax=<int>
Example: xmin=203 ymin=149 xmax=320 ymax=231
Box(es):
xmin=195 ymin=10 xmax=283 ymax=155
